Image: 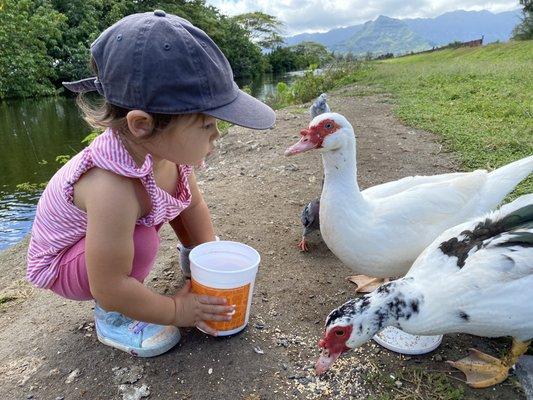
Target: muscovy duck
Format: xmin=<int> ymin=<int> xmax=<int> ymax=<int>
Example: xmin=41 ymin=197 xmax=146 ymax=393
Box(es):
xmin=285 ymin=112 xmax=533 ymax=290
xmin=315 ymin=194 xmax=533 ymax=388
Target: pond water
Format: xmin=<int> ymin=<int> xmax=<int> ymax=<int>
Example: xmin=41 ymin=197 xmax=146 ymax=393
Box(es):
xmin=0 ymin=97 xmax=91 ymax=250
xmin=0 ymin=72 xmax=298 ymax=250
xmin=238 ymin=71 xmax=302 ymax=103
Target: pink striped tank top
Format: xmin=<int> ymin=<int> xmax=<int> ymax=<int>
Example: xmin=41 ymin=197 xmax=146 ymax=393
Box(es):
xmin=27 ymin=128 xmax=193 ymax=288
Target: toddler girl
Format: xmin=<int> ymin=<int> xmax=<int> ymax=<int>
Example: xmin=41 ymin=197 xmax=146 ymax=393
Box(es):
xmin=26 ymin=10 xmax=275 ymax=357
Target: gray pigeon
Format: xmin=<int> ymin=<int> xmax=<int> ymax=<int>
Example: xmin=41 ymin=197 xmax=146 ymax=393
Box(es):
xmin=309 ymin=93 xmax=330 ymax=119
xmin=299 ymin=92 xmax=329 ymax=250
xmin=299 ymin=198 xmax=320 ymax=251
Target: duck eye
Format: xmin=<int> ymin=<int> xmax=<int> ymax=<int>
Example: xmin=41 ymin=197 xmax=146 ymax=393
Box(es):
xmin=335 ymin=330 xmax=345 ymax=336
xmin=325 ymin=123 xmax=332 ymax=129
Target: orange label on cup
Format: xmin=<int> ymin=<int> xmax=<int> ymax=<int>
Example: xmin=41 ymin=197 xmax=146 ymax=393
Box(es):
xmin=191 ymin=279 xmax=250 ymax=331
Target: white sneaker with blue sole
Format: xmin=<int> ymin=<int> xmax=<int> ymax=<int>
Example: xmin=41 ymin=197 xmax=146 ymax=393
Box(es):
xmin=94 ymin=304 xmax=180 ymax=357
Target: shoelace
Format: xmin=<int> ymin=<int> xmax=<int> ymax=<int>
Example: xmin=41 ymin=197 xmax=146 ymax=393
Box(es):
xmin=105 ymin=313 xmax=131 ymax=327
xmin=99 ymin=308 xmax=149 ymax=334
xmin=129 ymin=321 xmax=149 ymax=334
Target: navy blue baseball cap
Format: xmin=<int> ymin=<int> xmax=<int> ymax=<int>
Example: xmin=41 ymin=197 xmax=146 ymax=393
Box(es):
xmin=63 ymin=10 xmax=276 ymax=130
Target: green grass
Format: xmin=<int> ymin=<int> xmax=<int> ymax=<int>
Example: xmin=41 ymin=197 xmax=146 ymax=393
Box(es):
xmin=365 ymin=366 xmax=464 ymax=400
xmin=0 ymin=294 xmax=17 ymax=305
xmin=217 ymin=120 xmax=232 ymax=136
xmin=0 ymin=293 xmax=21 ymax=314
xmin=337 ymin=40 xmax=533 ymax=197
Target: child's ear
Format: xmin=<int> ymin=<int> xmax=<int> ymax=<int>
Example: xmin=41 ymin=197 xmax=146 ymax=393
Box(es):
xmin=126 ymin=110 xmax=154 ymax=139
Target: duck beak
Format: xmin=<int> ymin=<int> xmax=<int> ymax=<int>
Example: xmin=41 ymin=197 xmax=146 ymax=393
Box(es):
xmin=315 ymin=349 xmax=342 ymax=375
xmin=284 ymin=129 xmax=318 ymax=156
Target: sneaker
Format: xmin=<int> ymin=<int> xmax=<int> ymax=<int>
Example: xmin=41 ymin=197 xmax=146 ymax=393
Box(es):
xmin=94 ymin=304 xmax=181 ymax=357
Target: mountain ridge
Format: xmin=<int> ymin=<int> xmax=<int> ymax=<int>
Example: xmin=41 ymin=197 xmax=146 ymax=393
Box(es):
xmin=330 ymin=15 xmax=431 ymax=55
xmin=283 ymin=9 xmax=521 ymax=55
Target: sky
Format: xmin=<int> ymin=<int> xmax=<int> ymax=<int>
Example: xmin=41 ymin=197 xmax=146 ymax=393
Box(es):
xmin=205 ymin=0 xmax=521 ymax=35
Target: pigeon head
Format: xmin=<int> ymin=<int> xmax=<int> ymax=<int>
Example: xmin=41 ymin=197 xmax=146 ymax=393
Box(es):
xmin=285 ymin=113 xmax=354 ymax=156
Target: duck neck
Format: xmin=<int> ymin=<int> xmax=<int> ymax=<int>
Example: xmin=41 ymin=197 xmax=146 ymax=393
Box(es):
xmin=354 ymin=280 xmax=424 ymax=340
xmin=321 ymin=140 xmax=363 ymax=201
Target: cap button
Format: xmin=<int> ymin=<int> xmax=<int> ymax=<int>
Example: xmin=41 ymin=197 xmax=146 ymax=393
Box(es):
xmin=154 ymin=9 xmax=166 ymax=17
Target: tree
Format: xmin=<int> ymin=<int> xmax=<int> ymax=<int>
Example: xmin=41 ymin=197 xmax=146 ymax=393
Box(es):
xmin=512 ymin=0 xmax=533 ymax=40
xmin=291 ymin=42 xmax=333 ymax=67
xmin=267 ymin=46 xmax=298 ymax=74
xmin=267 ymin=41 xmax=334 ymax=74
xmin=231 ymin=12 xmax=284 ymax=50
xmin=0 ymin=0 xmax=65 ymax=99
xmin=49 ymin=0 xmax=103 ymax=85
xmin=216 ymin=17 xmax=263 ymax=80
xmin=0 ymin=0 xmax=266 ymax=97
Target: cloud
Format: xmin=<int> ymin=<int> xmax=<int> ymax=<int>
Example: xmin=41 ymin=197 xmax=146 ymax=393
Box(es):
xmin=206 ymin=0 xmax=520 ymax=34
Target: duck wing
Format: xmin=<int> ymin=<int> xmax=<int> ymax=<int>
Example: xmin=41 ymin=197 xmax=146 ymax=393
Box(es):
xmin=451 ymin=238 xmax=533 ymax=341
xmin=404 ymin=196 xmax=533 ymax=339
xmin=365 ymin=155 xmax=532 ymax=208
xmin=371 ymin=170 xmax=488 ymax=228
xmin=362 ymin=172 xmax=471 ymax=200
xmin=447 ymin=200 xmax=533 ymax=279
xmin=408 ymin=194 xmax=533 ymax=279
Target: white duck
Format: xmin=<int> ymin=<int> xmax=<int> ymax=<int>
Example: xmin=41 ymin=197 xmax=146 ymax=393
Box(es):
xmin=315 ymin=194 xmax=533 ymax=388
xmin=285 ymin=112 xmax=533 ymax=290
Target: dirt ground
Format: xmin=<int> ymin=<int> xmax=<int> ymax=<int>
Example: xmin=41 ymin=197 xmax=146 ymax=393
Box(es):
xmin=0 ymin=85 xmax=526 ymax=400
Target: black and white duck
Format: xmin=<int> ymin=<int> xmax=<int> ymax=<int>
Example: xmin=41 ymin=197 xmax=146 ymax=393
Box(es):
xmin=315 ymin=194 xmax=533 ymax=388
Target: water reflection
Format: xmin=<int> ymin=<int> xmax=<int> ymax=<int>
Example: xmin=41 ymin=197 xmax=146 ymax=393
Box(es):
xmin=0 ymin=97 xmax=90 ymax=251
xmin=0 ymin=97 xmax=90 ymax=185
xmin=238 ymin=72 xmax=300 ymax=103
xmin=0 ymin=189 xmax=42 ymax=249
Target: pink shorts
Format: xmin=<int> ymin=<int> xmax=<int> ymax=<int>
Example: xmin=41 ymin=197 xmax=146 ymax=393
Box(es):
xmin=50 ymin=225 xmax=160 ymax=301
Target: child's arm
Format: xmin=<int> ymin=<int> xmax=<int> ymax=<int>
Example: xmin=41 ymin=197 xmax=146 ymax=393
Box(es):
xmin=79 ymin=168 xmax=232 ymax=334
xmin=169 ymin=171 xmax=215 ymax=246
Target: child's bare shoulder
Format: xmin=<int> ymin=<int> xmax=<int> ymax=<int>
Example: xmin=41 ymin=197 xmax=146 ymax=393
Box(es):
xmin=73 ymin=167 xmax=144 ymax=214
xmin=81 ymin=167 xmax=135 ymax=184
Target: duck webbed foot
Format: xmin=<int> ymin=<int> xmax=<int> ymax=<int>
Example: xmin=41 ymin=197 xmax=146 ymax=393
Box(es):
xmin=447 ymin=339 xmax=530 ymax=388
xmin=347 ymin=275 xmax=390 ymax=293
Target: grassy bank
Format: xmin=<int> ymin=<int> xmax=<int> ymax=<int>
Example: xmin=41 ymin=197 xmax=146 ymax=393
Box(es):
xmin=337 ymin=41 xmax=533 ymax=196
xmin=279 ymin=41 xmax=532 ymax=196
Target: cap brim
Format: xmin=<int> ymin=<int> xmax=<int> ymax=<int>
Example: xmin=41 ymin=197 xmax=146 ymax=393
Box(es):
xmin=203 ymin=89 xmax=276 ymax=130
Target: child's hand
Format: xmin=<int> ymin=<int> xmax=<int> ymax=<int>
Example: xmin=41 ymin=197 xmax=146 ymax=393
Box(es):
xmin=171 ymin=280 xmax=235 ymax=336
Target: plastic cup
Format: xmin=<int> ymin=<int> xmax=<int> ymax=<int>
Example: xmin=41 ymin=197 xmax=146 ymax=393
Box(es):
xmin=189 ymin=241 xmax=260 ymax=336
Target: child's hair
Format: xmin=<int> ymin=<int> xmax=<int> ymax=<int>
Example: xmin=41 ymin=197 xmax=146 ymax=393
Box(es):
xmin=77 ymin=58 xmax=175 ymax=137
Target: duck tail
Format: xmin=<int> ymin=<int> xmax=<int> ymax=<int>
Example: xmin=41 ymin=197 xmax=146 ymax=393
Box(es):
xmin=478 ymin=155 xmax=533 ymax=211
xmin=497 ymin=193 xmax=533 ymax=223
xmin=484 ymin=194 xmax=533 ymax=249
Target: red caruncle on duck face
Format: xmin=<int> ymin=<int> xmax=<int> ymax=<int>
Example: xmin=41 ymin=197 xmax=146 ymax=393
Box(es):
xmin=315 ymin=324 xmax=353 ymax=375
xmin=284 ymin=118 xmax=341 ymax=156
